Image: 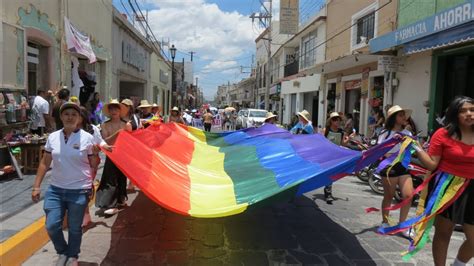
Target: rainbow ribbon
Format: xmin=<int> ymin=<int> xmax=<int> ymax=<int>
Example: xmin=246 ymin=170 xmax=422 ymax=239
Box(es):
xmin=373 ymin=138 xmax=472 ymax=260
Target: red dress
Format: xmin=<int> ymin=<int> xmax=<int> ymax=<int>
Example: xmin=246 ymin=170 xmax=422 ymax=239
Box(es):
xmin=428 ymin=128 xmax=474 ymax=225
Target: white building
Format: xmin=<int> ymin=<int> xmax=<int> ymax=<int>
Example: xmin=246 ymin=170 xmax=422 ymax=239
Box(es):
xmin=273 ymin=7 xmax=327 ymax=127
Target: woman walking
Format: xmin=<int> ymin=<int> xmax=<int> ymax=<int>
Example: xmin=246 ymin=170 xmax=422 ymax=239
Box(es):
xmin=290 ymin=110 xmax=314 ymax=134
xmin=321 ymin=112 xmax=349 ymax=204
xmin=407 ymin=96 xmax=473 ymax=265
xmin=32 ymin=102 xmax=99 ymax=266
xmin=95 ymin=99 xmax=128 ymax=216
xmin=77 ymin=107 xmax=111 ymax=227
xmin=377 ymin=105 xmax=415 ymax=238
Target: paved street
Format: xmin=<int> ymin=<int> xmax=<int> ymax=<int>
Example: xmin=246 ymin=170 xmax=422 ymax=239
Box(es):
xmin=25 ymin=174 xmax=466 ymax=265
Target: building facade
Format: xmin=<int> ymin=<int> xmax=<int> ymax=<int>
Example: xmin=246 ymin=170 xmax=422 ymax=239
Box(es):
xmin=275 ymin=7 xmax=327 ymax=127
xmin=313 ymin=0 xmax=398 ymax=135
xmin=112 ymin=8 xmax=152 ymax=105
xmin=370 ymin=0 xmax=474 ymax=134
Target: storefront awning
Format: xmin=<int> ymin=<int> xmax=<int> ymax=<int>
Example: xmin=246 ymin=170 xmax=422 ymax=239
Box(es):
xmin=370 ymin=1 xmax=474 ymax=53
xmin=403 ymin=21 xmax=474 ymax=54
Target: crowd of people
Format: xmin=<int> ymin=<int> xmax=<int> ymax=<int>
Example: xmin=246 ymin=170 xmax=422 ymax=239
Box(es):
xmin=30 ymin=94 xmax=473 ymax=266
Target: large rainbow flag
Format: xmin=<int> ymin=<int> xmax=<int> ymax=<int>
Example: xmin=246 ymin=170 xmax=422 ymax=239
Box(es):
xmin=104 ymin=123 xmax=394 ymax=218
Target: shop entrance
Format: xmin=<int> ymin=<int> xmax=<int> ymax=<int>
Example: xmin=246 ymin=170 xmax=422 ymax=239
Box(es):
xmin=431 ymin=47 xmax=474 ymax=130
xmin=119 ymin=81 xmax=145 ymax=100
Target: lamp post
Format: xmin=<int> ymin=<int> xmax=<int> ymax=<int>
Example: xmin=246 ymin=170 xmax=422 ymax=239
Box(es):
xmin=170 ymin=44 xmax=177 ymax=108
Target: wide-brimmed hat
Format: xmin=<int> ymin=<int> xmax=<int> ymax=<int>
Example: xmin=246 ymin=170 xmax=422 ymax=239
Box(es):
xmin=59 ymin=102 xmax=80 ymax=114
xmin=121 ymin=99 xmax=134 ymax=107
xmin=103 ymin=99 xmax=128 ymax=118
xmin=151 ymin=103 xmax=160 ymax=108
xmin=137 ymin=100 xmax=152 ymax=109
xmin=297 ymin=110 xmax=311 ymax=122
xmin=265 ymin=112 xmax=277 ymax=121
xmin=329 ymin=112 xmax=341 ymax=120
xmin=171 ymin=106 xmax=179 ymax=112
xmin=387 ymin=105 xmax=412 ymax=121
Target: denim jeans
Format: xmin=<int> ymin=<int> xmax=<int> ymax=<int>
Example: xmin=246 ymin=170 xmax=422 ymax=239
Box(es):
xmin=43 ymin=185 xmax=91 ymax=258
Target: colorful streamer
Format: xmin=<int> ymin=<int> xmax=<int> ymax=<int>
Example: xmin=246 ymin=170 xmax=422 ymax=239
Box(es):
xmin=373 ymin=137 xmax=472 ymax=260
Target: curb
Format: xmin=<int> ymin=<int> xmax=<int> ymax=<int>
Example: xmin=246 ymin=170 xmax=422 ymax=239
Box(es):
xmin=0 ymin=216 xmax=48 ymax=266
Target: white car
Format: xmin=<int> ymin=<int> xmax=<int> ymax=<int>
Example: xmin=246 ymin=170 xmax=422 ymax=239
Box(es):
xmin=238 ymin=109 xmax=267 ymax=128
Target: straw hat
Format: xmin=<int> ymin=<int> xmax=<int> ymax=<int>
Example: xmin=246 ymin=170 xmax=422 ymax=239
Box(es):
xmin=387 ymin=105 xmax=412 ymax=121
xmin=329 ymin=112 xmax=341 ymax=120
xmin=171 ymin=106 xmax=179 ymax=112
xmin=297 ymin=110 xmax=311 ymax=122
xmin=152 ymin=103 xmax=159 ymax=108
xmin=121 ymin=99 xmax=134 ymax=107
xmin=103 ymin=99 xmax=128 ymax=118
xmin=265 ymin=112 xmax=277 ymax=121
xmin=137 ymin=100 xmax=152 ymax=109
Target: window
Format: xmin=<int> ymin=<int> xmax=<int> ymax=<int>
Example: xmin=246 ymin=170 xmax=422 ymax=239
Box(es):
xmin=356 ymin=12 xmax=375 ymax=44
xmin=300 ymin=31 xmax=317 ymax=69
xmin=350 ymin=2 xmax=378 ymax=50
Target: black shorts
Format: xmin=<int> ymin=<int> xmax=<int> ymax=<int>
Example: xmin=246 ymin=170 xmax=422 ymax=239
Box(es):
xmin=439 ymin=180 xmax=474 ymax=225
xmin=379 ymin=162 xmax=409 ymax=178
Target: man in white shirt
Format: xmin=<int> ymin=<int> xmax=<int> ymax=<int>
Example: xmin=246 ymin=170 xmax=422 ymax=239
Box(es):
xmin=31 ymin=89 xmax=51 ymax=135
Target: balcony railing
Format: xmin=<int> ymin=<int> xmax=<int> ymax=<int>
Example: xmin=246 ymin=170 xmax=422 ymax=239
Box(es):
xmin=284 ymin=60 xmax=299 ymax=77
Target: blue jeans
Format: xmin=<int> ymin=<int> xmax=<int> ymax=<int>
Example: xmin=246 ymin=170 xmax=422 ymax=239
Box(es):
xmin=43 ymin=185 xmax=91 ymax=258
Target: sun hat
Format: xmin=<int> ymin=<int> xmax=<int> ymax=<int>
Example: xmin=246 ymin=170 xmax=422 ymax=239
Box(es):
xmin=171 ymin=106 xmax=179 ymax=112
xmin=329 ymin=112 xmax=341 ymax=120
xmin=103 ymin=99 xmax=128 ymax=118
xmin=121 ymin=99 xmax=134 ymax=107
xmin=152 ymin=103 xmax=160 ymax=108
xmin=265 ymin=112 xmax=277 ymax=121
xmin=137 ymin=100 xmax=152 ymax=109
xmin=297 ymin=110 xmax=311 ymax=122
xmin=59 ymin=102 xmax=80 ymax=114
xmin=386 ymin=105 xmax=412 ymax=121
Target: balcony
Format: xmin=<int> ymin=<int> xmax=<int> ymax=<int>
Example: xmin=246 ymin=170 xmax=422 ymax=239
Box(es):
xmin=284 ymin=60 xmax=299 ymax=77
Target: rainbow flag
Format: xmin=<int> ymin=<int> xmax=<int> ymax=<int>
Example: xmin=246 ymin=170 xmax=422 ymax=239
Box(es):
xmin=105 ymin=123 xmax=394 ymax=218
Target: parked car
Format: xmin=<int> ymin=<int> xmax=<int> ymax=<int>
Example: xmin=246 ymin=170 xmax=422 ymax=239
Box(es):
xmin=237 ymin=109 xmax=267 ymax=128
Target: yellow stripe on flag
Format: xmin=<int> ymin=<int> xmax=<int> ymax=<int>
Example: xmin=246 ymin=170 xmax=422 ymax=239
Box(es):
xmin=187 ymin=128 xmax=248 ymax=217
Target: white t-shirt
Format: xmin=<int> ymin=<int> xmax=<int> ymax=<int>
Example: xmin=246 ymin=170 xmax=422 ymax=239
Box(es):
xmin=44 ymin=129 xmax=95 ymax=189
xmin=32 ymin=96 xmax=49 ymax=129
xmin=91 ymin=124 xmax=106 ymax=147
xmin=377 ymin=129 xmax=412 ymax=155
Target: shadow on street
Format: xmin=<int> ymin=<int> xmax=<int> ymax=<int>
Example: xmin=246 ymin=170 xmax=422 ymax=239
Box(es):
xmin=99 ymin=192 xmax=379 ymax=265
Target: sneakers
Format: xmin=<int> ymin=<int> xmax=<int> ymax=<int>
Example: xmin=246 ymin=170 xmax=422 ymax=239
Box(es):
xmin=325 ymin=195 xmax=335 ymax=204
xmin=401 ymin=228 xmax=416 ymax=239
xmin=56 ymin=254 xmax=68 ymax=266
xmin=104 ymin=208 xmax=121 ymax=215
xmin=65 ymin=257 xmax=79 ymax=266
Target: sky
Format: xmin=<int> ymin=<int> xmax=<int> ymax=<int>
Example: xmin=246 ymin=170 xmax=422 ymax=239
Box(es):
xmin=113 ymin=0 xmax=323 ymax=101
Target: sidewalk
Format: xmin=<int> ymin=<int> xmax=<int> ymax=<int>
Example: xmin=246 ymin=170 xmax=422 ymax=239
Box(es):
xmin=24 ymin=176 xmax=468 ymax=265
xmin=0 ymin=156 xmax=105 ymax=265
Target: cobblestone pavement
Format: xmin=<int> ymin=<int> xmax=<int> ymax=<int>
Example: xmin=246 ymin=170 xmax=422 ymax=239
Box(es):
xmin=25 ymin=175 xmax=467 ymax=265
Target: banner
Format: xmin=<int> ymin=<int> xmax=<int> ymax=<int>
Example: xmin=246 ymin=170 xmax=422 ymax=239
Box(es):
xmin=64 ymin=17 xmax=97 ymax=63
xmin=280 ymin=0 xmax=299 ymax=34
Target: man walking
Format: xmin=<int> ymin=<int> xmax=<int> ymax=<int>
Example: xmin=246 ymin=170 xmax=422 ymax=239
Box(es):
xmin=31 ymin=89 xmax=51 ymax=135
xmin=202 ymin=109 xmax=214 ymax=132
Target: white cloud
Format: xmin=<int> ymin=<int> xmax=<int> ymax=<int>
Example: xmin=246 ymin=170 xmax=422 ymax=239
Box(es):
xmin=202 ymin=60 xmax=237 ymax=71
xmin=140 ymin=0 xmax=263 ymax=100
xmin=146 ymin=1 xmax=260 ymax=61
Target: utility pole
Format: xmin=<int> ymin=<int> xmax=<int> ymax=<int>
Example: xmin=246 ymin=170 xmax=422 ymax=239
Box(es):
xmin=250 ymin=0 xmax=272 ymax=110
xmin=189 ymin=51 xmax=196 ymax=62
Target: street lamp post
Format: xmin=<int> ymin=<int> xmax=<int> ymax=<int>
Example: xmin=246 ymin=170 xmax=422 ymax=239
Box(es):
xmin=170 ymin=44 xmax=177 ymax=108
